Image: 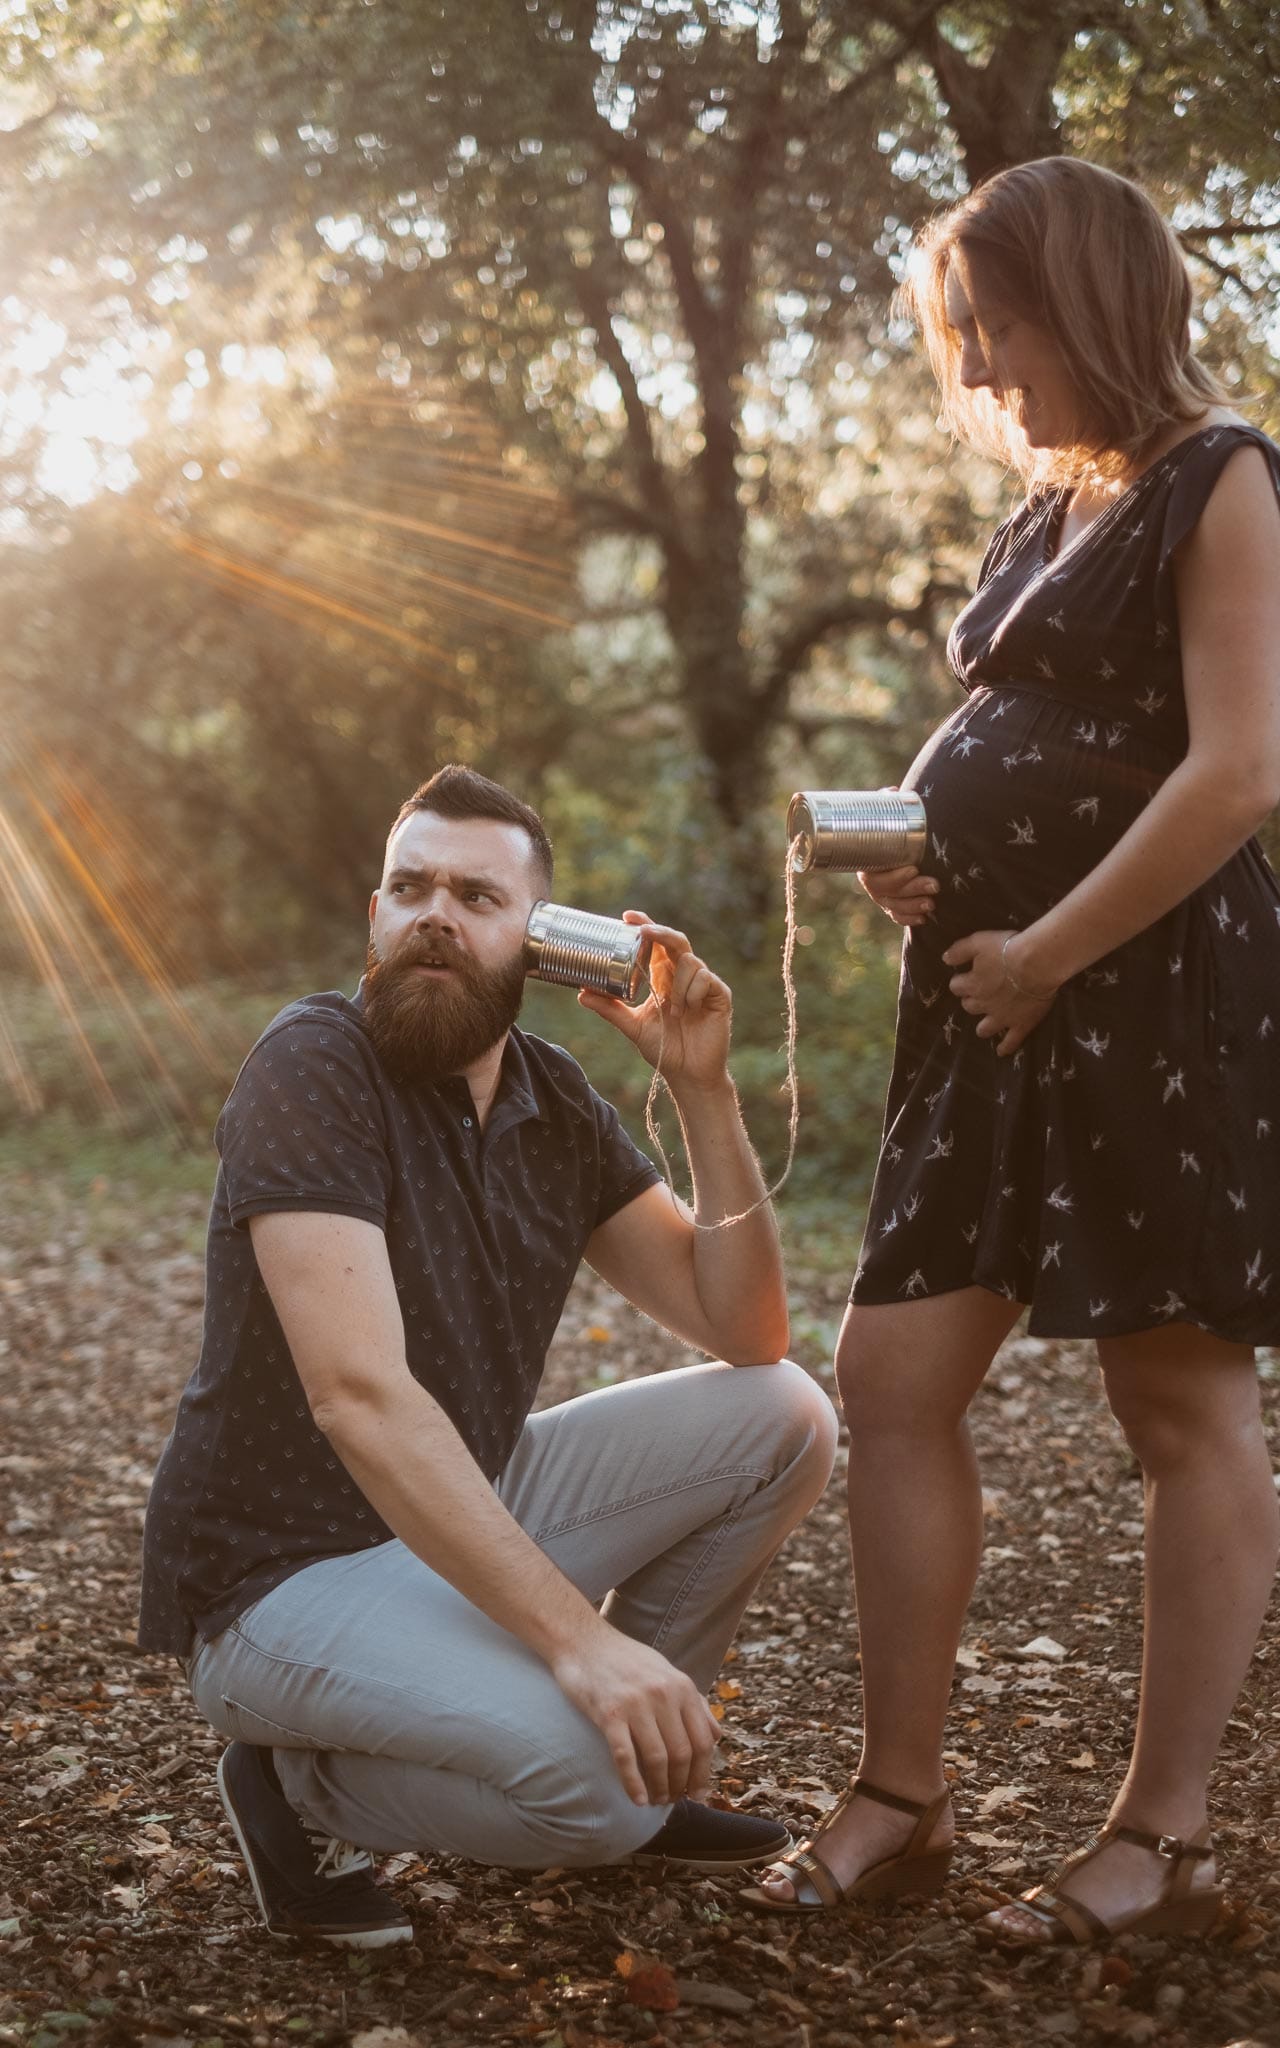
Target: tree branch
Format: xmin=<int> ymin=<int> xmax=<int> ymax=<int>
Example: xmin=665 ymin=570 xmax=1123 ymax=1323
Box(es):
xmin=572 ymin=486 xmax=688 ymax=562
xmin=606 ymin=132 xmax=725 ymax=385
xmin=572 ymin=257 xmax=684 ymax=549
xmin=824 ymin=2 xmax=948 ymax=115
xmin=907 ymin=5 xmax=1083 ymax=184
xmin=1179 ymin=219 xmax=1280 ymax=240
xmin=1180 ymin=240 xmax=1254 ymax=296
xmin=760 ymin=578 xmax=966 ymax=715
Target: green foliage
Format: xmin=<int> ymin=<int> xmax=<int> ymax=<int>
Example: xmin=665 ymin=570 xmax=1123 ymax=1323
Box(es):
xmin=0 ymin=1 xmax=1276 ymax=1189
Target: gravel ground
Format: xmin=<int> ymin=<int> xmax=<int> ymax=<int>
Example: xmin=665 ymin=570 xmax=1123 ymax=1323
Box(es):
xmin=1 ymin=1172 xmax=1277 ymax=2048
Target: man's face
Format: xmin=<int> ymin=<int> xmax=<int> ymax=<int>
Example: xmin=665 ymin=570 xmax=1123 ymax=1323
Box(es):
xmin=363 ymin=810 xmax=541 ymax=1084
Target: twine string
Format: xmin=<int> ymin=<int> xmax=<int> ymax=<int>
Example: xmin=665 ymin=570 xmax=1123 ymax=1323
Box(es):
xmin=641 ymin=839 xmax=804 ymax=1233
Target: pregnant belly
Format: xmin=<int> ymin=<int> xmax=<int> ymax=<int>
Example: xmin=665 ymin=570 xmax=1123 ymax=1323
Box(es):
xmin=901 ymin=686 xmax=1167 ymax=946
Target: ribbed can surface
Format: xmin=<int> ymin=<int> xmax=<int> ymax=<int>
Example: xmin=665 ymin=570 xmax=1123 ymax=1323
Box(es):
xmin=523 ymin=902 xmax=648 ymax=1002
xmin=787 ymin=790 xmax=928 ymax=873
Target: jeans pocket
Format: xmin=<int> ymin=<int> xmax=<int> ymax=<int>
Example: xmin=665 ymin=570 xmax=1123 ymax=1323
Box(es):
xmin=220 ymin=1695 xmax=329 ymax=1750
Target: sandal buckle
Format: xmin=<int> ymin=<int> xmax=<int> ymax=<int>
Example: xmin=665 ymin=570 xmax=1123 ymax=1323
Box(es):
xmin=1156 ymin=1834 xmax=1182 ymax=1859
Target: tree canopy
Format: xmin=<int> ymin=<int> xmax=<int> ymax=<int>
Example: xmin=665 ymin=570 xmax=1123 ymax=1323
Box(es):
xmin=0 ymin=0 xmax=1276 ymax=1123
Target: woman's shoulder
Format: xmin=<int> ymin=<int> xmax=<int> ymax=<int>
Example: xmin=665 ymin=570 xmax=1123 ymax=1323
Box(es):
xmin=1155 ymin=411 xmax=1280 ymax=576
xmin=1151 ymin=408 xmax=1276 ymax=470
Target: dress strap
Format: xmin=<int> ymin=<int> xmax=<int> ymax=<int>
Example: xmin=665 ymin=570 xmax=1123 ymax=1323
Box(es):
xmin=1157 ymin=423 xmax=1280 ymax=570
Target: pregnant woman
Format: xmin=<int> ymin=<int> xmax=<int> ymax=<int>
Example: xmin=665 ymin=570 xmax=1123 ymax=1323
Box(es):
xmin=749 ymin=157 xmax=1280 ymax=1943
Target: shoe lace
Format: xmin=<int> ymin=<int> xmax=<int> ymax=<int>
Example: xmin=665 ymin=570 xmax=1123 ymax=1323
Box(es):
xmin=308 ymin=1832 xmax=374 ymax=1883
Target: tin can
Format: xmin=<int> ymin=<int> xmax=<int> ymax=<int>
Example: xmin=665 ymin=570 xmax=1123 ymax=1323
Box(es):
xmin=786 ymin=789 xmax=928 ymax=873
xmin=523 ymin=901 xmax=650 ymax=1003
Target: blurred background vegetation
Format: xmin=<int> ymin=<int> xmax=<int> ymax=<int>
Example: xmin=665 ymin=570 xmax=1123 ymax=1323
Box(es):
xmin=0 ymin=0 xmax=1277 ymax=1241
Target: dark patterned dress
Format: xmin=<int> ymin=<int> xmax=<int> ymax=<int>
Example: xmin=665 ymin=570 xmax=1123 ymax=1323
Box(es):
xmin=852 ymin=423 xmax=1280 ymax=1341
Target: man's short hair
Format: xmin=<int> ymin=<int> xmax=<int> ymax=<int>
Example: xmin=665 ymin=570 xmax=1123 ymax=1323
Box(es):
xmin=389 ymin=765 xmax=554 ymax=896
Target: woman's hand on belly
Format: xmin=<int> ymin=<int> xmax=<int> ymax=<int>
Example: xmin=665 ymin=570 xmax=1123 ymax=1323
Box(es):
xmin=858 ymin=863 xmax=940 ymax=927
xmin=943 ymin=928 xmax=1060 ymax=1056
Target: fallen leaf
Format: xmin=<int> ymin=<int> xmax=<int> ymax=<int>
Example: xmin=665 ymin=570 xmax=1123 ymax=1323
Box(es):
xmin=673 ymin=1979 xmax=754 ymax=2015
xmin=1098 ymin=1955 xmax=1132 ymax=1988
xmin=1018 ymin=1635 xmax=1067 ymax=1659
xmin=465 ymin=1949 xmax=523 ymax=1980
xmin=1066 ymin=1748 xmax=1097 ymax=1771
xmin=414 ymin=1879 xmax=461 ymax=1905
xmin=978 ymin=1783 xmax=1032 ymax=1815
xmin=761 ymin=1987 xmax=813 ymax=2018
xmin=615 ymin=1950 xmax=680 ymax=2012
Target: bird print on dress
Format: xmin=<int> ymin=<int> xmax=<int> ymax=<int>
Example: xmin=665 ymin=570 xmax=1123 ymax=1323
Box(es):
xmin=851 ymin=423 xmax=1280 ymax=1341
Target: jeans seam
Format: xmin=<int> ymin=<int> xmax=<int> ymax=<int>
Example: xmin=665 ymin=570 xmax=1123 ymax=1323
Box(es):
xmin=532 ymin=1460 xmax=770 ymax=1542
xmin=206 ymin=1640 xmax=611 ymax=1848
xmin=648 ymin=1496 xmax=749 ymax=1653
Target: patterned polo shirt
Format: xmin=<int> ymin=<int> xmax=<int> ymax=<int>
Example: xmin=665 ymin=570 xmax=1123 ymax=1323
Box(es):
xmin=137 ymin=988 xmax=661 ymax=1657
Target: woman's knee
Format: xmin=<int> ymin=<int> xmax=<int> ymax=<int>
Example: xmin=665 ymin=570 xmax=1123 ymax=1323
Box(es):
xmin=835 ymin=1333 xmax=968 ymax=1444
xmin=1100 ymin=1353 xmax=1262 ymax=1475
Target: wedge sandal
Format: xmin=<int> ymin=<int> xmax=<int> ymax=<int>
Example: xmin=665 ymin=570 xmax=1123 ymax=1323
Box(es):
xmin=740 ymin=1777 xmax=953 ymax=1914
xmin=977 ymin=1819 xmax=1224 ymax=1946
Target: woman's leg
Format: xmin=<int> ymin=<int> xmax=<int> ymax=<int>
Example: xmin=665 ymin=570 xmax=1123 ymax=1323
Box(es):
xmin=759 ymin=1286 xmax=1022 ymax=1900
xmin=988 ymin=1322 xmax=1278 ymax=1938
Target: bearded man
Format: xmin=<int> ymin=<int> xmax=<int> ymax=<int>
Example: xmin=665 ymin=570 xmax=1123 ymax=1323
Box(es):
xmin=139 ymin=765 xmax=836 ymax=1948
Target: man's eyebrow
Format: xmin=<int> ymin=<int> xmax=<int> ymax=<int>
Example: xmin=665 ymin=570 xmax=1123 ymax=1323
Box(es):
xmin=384 ymin=863 xmax=509 ymax=896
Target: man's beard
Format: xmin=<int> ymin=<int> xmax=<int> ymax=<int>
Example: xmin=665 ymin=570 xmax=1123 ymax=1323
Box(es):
xmin=362 ymin=931 xmax=527 ymax=1087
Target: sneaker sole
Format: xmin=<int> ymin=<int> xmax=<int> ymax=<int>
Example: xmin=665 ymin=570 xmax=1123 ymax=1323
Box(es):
xmin=216 ymin=1750 xmax=413 ymax=1949
xmin=629 ymin=1834 xmax=792 ymax=1871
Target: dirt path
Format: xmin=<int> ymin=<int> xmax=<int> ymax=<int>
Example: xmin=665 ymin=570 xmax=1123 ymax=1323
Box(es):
xmin=1 ymin=1178 xmax=1277 ymax=2048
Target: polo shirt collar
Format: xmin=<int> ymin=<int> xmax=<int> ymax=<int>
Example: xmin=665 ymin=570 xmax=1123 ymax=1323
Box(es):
xmin=351 ymin=980 xmax=548 ymax=1134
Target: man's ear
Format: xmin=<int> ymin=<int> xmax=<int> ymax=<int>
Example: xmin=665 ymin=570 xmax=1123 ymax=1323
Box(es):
xmin=368 ymin=889 xmax=379 ymax=928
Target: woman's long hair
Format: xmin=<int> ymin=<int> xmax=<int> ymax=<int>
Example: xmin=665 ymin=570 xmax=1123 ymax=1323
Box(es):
xmin=898 ymin=157 xmax=1230 ymax=489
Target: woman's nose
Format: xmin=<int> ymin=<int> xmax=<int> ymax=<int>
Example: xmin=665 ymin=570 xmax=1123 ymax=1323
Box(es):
xmin=959 ymin=339 xmax=993 ymax=390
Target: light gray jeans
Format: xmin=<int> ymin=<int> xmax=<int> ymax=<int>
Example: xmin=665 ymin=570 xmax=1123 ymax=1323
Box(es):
xmin=188 ymin=1358 xmax=837 ymax=1869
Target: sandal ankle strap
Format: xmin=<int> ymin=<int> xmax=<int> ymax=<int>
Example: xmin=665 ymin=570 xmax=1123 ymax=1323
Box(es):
xmin=852 ymin=1778 xmax=947 ymax=1821
xmin=1107 ymin=1823 xmax=1214 ymax=1862
xmin=853 ymin=1778 xmax=951 ymax=1859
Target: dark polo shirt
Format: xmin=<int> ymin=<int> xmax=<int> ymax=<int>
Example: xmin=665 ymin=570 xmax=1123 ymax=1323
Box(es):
xmin=137 ymin=988 xmax=660 ymax=1658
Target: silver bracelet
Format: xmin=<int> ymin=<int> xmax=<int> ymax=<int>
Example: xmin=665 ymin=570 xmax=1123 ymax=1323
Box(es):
xmin=1001 ymin=933 xmax=1037 ymax=998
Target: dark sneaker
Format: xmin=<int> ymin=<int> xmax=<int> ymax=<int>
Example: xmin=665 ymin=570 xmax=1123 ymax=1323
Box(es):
xmin=216 ymin=1741 xmax=412 ymax=1947
xmin=629 ymin=1798 xmax=792 ymax=1870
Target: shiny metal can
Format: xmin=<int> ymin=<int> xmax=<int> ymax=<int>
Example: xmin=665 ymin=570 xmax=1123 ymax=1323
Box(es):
xmin=523 ymin=901 xmax=650 ymax=1003
xmin=786 ymin=789 xmax=928 ymax=873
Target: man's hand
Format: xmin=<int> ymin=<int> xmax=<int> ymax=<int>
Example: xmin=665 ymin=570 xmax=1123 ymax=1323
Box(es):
xmin=577 ymin=911 xmax=733 ymax=1095
xmin=857 ymin=863 xmax=939 ymax=927
xmin=551 ymin=1623 xmax=721 ymax=1807
xmin=943 ymin=929 xmax=1059 ymax=1056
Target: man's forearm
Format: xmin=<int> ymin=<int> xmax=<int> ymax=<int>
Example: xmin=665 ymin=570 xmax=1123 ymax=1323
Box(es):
xmin=671 ymin=1075 xmax=789 ymax=1361
xmin=314 ymin=1375 xmax=605 ymax=1664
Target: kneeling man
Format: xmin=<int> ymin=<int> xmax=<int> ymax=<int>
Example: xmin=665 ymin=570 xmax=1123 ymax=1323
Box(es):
xmin=139 ymin=765 xmax=836 ymax=1946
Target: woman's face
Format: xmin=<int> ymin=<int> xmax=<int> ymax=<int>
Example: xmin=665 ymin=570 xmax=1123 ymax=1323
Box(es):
xmin=943 ymin=251 xmax=1086 ymax=452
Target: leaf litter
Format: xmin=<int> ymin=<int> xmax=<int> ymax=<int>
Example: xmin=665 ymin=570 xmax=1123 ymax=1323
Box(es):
xmin=1 ymin=1179 xmax=1278 ymax=2046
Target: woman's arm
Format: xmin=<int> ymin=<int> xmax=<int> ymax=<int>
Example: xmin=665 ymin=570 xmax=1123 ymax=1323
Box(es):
xmin=945 ymin=444 xmax=1280 ymax=1054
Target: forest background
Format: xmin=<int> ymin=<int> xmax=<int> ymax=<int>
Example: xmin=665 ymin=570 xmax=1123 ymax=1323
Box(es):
xmin=3 ymin=8 xmax=1280 ymax=2045
xmin=0 ymin=0 xmax=1278 ymax=1230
